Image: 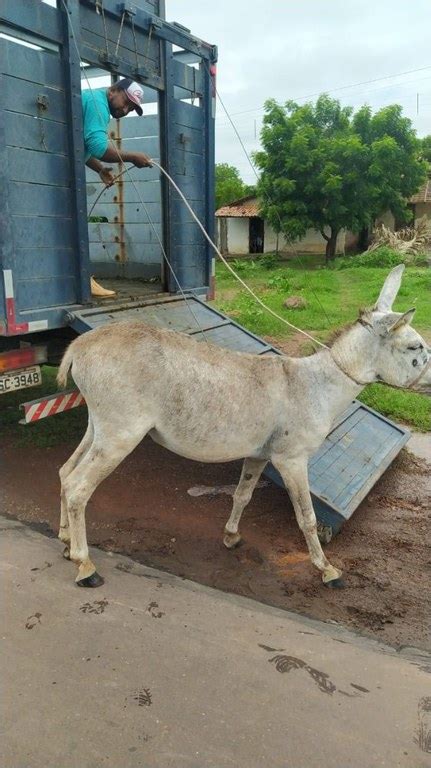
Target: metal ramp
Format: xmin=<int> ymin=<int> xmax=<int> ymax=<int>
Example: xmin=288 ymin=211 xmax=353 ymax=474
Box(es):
xmin=69 ymin=294 xmax=409 ymax=535
xmin=69 ymin=294 xmax=275 ymax=354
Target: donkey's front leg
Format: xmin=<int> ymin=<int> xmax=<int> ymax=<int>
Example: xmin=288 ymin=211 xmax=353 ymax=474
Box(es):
xmin=271 ymin=454 xmax=343 ymax=587
xmin=223 ymin=457 xmax=268 ymax=549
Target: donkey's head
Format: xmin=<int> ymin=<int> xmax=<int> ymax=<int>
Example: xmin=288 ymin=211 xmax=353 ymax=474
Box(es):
xmin=362 ymin=264 xmax=430 ymax=392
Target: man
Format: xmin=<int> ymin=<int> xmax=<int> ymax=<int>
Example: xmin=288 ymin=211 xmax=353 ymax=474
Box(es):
xmin=83 ymin=78 xmax=152 ymax=296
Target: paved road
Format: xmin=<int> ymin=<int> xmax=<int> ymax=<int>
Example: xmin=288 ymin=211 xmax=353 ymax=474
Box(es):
xmin=2 ymin=517 xmax=430 ymax=768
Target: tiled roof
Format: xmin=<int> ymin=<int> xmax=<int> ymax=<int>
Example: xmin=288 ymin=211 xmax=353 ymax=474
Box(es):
xmin=215 ymin=185 xmax=431 ymax=217
xmin=215 ymin=196 xmax=261 ymax=217
xmin=410 ymin=179 xmax=431 ymax=204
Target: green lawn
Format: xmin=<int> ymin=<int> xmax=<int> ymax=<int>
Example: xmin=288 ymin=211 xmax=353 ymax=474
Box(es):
xmin=212 ymin=254 xmax=431 ymax=431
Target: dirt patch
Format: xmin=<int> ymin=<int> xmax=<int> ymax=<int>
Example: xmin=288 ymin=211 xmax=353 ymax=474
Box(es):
xmin=1 ymin=437 xmax=430 ymax=650
xmin=264 ymin=333 xmax=317 ymax=357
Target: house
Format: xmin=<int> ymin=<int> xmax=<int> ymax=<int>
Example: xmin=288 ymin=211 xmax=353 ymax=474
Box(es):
xmin=375 ymin=178 xmax=431 ymax=231
xmin=215 ymin=196 xmax=358 ymax=256
xmin=409 ymin=178 xmax=431 ymax=223
xmin=216 ymin=183 xmax=431 ymax=256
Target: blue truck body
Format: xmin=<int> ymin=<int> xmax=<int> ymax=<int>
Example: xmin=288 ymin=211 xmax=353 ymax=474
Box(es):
xmin=0 ymin=0 xmax=217 ymax=339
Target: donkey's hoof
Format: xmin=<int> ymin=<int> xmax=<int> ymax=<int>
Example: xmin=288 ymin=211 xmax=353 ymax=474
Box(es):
xmin=223 ymin=532 xmax=242 ymax=549
xmin=62 ymin=546 xmax=71 ymax=560
xmin=324 ymin=577 xmax=345 ymax=589
xmin=76 ymin=571 xmax=104 ymax=588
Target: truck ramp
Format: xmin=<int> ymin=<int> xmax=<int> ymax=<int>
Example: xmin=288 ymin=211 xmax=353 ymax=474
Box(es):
xmin=68 ymin=294 xmax=409 ymax=536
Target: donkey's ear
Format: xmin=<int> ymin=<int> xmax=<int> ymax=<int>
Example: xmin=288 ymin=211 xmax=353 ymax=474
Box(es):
xmin=388 ymin=308 xmax=416 ymax=332
xmin=373 ymin=264 xmax=405 ymax=312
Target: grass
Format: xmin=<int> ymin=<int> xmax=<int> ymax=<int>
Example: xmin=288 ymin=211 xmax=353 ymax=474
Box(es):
xmin=213 ymin=253 xmax=431 ymax=432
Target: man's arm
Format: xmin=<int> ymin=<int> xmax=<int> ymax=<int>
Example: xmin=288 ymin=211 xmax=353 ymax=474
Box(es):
xmin=99 ymin=147 xmax=152 ymax=168
xmin=85 ymin=157 xmax=115 ymax=187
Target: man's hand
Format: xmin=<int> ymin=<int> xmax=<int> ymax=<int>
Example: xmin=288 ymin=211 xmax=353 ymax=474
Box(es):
xmin=98 ymin=166 xmax=115 ymax=187
xmin=131 ymin=152 xmax=153 ymax=168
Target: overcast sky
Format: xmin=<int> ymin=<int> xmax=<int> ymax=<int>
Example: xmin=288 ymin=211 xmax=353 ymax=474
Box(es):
xmin=167 ymin=0 xmax=431 ymax=183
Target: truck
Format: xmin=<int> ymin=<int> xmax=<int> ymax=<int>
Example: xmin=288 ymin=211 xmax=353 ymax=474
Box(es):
xmin=0 ymin=0 xmax=409 ymax=539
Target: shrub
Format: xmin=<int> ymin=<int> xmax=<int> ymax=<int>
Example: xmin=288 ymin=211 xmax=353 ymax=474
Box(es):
xmin=336 ymin=247 xmax=428 ymax=270
xmin=258 ymin=253 xmax=278 ymax=269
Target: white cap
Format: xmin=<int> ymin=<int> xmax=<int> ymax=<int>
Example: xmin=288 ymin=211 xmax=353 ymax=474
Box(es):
xmin=117 ymin=78 xmax=144 ymax=115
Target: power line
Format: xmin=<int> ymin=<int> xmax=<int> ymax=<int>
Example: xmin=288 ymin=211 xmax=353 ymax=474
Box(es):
xmin=215 ymin=64 xmax=431 ymax=121
xmin=216 ymin=78 xmax=431 ymax=129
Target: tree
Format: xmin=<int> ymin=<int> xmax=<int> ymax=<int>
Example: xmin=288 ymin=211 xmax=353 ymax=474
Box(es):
xmin=215 ymin=163 xmax=253 ymax=210
xmin=254 ymin=95 xmax=426 ymax=261
xmin=353 ymin=104 xmax=426 ymax=223
xmin=419 ymin=135 xmax=431 ymax=165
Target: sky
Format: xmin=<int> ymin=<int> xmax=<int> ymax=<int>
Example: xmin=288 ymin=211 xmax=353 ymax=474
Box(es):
xmin=166 ymin=0 xmax=431 ymax=183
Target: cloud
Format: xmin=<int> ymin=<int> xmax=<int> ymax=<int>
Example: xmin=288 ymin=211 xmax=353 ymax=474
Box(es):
xmin=167 ymin=0 xmax=431 ymax=182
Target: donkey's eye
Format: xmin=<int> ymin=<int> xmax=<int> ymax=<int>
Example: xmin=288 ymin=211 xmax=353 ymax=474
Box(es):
xmin=407 ymin=345 xmax=421 ymax=351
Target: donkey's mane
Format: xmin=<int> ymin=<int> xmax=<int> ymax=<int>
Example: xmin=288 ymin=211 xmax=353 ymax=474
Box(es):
xmin=327 ymin=308 xmax=373 ymax=348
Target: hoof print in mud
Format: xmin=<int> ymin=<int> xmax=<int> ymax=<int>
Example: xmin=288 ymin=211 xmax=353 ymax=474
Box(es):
xmin=324 ymin=577 xmax=345 ymax=589
xmin=79 ymin=599 xmax=109 ymax=615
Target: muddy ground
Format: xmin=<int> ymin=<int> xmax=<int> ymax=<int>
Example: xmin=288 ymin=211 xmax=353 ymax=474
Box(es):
xmin=1 ymin=434 xmax=430 ymax=651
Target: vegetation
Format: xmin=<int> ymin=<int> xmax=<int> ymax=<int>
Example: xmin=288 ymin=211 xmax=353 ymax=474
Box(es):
xmin=254 ymin=96 xmax=427 ymax=262
xmin=420 ymin=134 xmax=431 ymax=165
xmin=335 ymin=246 xmax=429 ymax=270
xmin=213 ymin=253 xmax=431 ymax=431
xmin=215 ymin=163 xmax=255 ymax=209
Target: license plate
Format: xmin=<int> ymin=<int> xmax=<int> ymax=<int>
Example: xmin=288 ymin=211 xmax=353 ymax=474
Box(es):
xmin=0 ymin=366 xmax=42 ymax=394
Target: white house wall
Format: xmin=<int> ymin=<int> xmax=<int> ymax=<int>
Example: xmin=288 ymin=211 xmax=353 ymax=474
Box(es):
xmin=217 ymin=218 xmax=351 ymax=255
xmin=226 ymin=217 xmax=250 ymax=254
xmin=415 ymin=203 xmax=431 ymax=223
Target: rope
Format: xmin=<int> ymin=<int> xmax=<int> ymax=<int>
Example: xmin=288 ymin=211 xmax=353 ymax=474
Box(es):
xmin=87 ymin=167 xmax=129 ymax=219
xmin=114 ymin=10 xmax=125 ymax=57
xmin=131 ymin=14 xmax=139 ymax=72
xmin=203 ymin=61 xmax=333 ymax=328
xmin=152 ymin=161 xmax=329 ymax=350
xmin=97 ymin=0 xmax=110 ymax=57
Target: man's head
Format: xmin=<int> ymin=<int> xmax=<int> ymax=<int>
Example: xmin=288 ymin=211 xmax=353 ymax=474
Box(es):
xmin=108 ymin=79 xmax=144 ymax=119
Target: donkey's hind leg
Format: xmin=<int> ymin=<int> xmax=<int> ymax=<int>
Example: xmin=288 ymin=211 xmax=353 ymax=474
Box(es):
xmin=64 ymin=420 xmax=153 ymax=586
xmin=59 ymin=415 xmax=94 ymax=558
xmin=224 ymin=458 xmax=267 ymax=549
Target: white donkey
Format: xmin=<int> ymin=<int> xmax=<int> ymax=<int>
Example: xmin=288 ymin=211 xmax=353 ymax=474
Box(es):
xmin=57 ymin=265 xmax=430 ymax=588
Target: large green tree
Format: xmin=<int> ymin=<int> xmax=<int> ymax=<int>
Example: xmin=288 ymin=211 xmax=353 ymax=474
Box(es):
xmin=215 ymin=163 xmax=254 ymax=210
xmin=255 ymin=95 xmax=426 ymax=261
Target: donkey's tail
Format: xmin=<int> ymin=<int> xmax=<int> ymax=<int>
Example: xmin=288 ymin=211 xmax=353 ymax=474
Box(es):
xmin=57 ymin=342 xmax=76 ymax=388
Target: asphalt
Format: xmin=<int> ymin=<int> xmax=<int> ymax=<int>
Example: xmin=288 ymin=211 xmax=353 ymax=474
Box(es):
xmin=2 ymin=516 xmax=431 ymax=768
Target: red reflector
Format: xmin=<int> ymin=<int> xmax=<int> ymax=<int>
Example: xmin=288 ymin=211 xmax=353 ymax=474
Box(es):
xmin=0 ymin=345 xmax=47 ymax=373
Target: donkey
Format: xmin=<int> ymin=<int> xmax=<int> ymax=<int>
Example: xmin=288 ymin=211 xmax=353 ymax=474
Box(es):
xmin=57 ymin=265 xmax=430 ymax=588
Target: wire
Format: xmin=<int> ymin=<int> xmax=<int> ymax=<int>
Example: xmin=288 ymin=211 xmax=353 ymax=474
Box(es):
xmin=205 ymin=61 xmax=333 ymax=328
xmin=87 ymin=167 xmax=129 ymax=219
xmin=219 ymin=64 xmax=431 ymax=119
xmin=153 ymin=162 xmax=329 ymax=350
